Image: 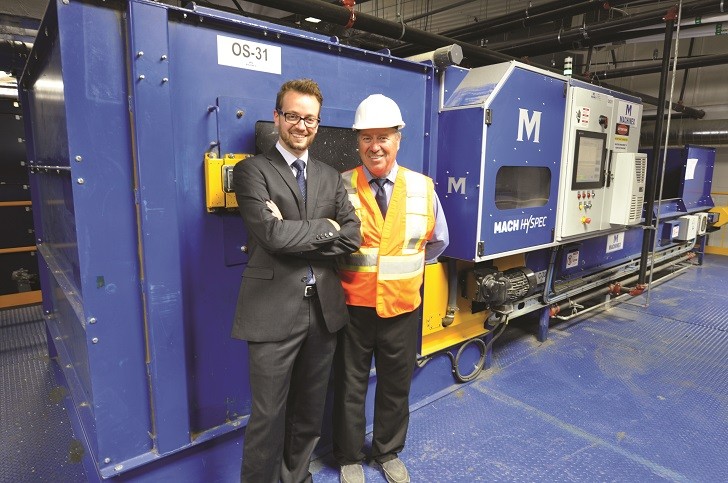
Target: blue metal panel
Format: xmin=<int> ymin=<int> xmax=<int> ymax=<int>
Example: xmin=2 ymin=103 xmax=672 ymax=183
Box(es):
xmin=442 ymin=66 xmax=469 ymax=108
xmin=683 ymin=145 xmax=715 ymax=211
xmin=436 ymin=108 xmax=483 ymax=260
xmin=555 ymin=228 xmax=644 ymax=281
xmin=127 ymin=0 xmax=191 ymax=454
xmin=56 ymin=0 xmax=153 ymax=466
xmin=480 ymin=67 xmax=564 ymax=257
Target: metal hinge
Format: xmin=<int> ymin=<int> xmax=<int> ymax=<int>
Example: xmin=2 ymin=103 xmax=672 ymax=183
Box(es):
xmin=484 ymin=109 xmax=492 ymax=126
xmin=477 ymin=241 xmax=485 ymax=257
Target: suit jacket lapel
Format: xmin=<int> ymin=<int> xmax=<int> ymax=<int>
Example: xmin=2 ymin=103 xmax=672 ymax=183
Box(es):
xmin=305 ymin=157 xmax=322 ymax=219
xmin=266 ymin=149 xmax=306 ymax=217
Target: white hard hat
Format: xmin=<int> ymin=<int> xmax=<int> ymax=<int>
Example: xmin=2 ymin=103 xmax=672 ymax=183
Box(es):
xmin=352 ymin=94 xmax=406 ymax=130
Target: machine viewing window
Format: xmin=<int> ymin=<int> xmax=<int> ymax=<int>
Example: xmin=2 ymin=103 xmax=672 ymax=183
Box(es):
xmin=256 ymin=121 xmax=360 ymax=173
xmin=495 ymin=166 xmax=551 ymax=210
xmin=572 ymin=130 xmax=607 ymax=190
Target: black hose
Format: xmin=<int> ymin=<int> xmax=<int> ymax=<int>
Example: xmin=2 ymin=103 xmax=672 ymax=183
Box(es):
xmin=447 ymin=315 xmax=510 ymax=383
xmin=447 ymin=338 xmax=486 ymax=383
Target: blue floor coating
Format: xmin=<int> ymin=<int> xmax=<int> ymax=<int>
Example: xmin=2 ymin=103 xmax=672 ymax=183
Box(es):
xmin=0 ymin=304 xmax=86 ymax=483
xmin=1 ymin=255 xmax=726 ymax=482
xmin=311 ymin=254 xmax=728 ymax=482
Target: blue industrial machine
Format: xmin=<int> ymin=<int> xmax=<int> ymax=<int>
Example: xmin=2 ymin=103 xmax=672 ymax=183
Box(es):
xmin=19 ymin=0 xmax=715 ymax=481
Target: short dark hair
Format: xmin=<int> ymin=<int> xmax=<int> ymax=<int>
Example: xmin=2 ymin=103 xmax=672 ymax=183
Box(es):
xmin=275 ymin=78 xmax=323 ymax=111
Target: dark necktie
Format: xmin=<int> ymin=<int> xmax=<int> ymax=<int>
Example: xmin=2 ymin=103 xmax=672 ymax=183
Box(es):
xmin=293 ymin=159 xmax=314 ymax=284
xmin=371 ymin=178 xmax=388 ymax=217
xmin=292 ymin=159 xmax=306 ymax=203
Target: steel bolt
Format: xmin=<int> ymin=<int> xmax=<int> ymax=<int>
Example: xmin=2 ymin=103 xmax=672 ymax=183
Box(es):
xmin=104 ymin=458 xmax=111 ymax=464
xmin=137 ymin=51 xmax=144 ymax=58
xmin=138 ymin=74 xmax=145 ymax=80
xmin=161 ymin=54 xmax=168 ymax=61
xmin=236 ymin=110 xmax=244 ymax=119
xmin=88 ymin=317 xmax=97 ymax=324
xmin=114 ymin=465 xmax=123 ymax=471
xmin=77 ymin=178 xmax=85 ymax=184
xmin=162 ymin=78 xmax=168 ymax=83
xmin=91 ymin=337 xmax=99 ymax=344
xmin=75 ymin=155 xmax=82 ymax=162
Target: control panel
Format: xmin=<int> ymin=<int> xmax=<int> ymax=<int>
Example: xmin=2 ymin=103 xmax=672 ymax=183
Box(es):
xmin=555 ymin=82 xmax=642 ymax=241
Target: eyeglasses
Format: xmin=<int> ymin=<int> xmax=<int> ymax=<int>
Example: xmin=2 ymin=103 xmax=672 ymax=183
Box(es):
xmin=277 ymin=110 xmax=320 ymax=128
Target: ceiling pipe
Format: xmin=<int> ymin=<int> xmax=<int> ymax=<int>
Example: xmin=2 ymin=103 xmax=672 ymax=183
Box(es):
xmin=237 ymin=0 xmax=706 ymax=118
xmin=433 ymin=0 xmax=638 ymax=42
xmin=485 ymin=0 xmax=724 ymax=58
xmin=233 ymin=0 xmax=514 ymax=64
xmin=403 ymin=0 xmax=480 ymax=24
xmin=591 ymin=52 xmax=728 ymax=79
xmin=641 ymin=119 xmax=728 ymax=146
xmin=393 ymin=0 xmax=599 ymax=57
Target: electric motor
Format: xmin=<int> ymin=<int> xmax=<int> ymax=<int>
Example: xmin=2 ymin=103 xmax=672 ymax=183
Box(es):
xmin=473 ymin=266 xmax=537 ymax=310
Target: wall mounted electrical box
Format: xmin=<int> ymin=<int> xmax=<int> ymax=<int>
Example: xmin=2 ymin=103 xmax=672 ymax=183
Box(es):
xmin=609 ymin=152 xmax=647 ymax=226
xmin=675 ymin=215 xmax=698 ymax=241
xmin=696 ymin=212 xmax=708 ymax=235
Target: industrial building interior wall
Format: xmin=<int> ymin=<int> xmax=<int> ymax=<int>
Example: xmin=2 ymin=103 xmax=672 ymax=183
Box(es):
xmin=708 ymin=147 xmax=728 ymax=252
xmin=620 ymin=35 xmax=728 ymax=119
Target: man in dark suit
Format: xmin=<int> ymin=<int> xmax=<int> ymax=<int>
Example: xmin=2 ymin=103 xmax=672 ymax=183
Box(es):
xmin=232 ymin=78 xmax=361 ymax=483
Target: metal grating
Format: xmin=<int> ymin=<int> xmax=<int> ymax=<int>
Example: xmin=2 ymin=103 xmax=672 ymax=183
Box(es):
xmin=0 ymin=305 xmax=86 ymax=483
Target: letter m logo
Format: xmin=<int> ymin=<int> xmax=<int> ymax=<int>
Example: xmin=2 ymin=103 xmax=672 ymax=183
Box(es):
xmin=516 ymin=109 xmax=542 ymax=143
xmin=625 ymin=104 xmax=633 ymax=116
xmin=448 ymin=177 xmax=466 ymax=194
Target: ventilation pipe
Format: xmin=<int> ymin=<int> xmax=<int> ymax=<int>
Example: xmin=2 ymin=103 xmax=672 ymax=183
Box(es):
xmin=236 ymin=0 xmax=706 ymax=118
xmin=593 ymin=52 xmax=728 ymax=80
xmin=393 ymin=0 xmax=628 ymax=58
xmin=484 ymin=0 xmax=725 ymax=58
xmin=640 ymin=119 xmax=728 ymax=146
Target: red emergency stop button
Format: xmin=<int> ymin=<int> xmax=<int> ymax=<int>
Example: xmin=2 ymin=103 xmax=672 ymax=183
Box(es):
xmin=581 ymin=216 xmax=591 ymax=224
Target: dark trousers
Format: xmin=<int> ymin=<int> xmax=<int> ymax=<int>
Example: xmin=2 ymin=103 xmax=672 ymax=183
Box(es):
xmin=332 ymin=306 xmax=419 ymax=465
xmin=241 ymin=295 xmax=336 ymax=483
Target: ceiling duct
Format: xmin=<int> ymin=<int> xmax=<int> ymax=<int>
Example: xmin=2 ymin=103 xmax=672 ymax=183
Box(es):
xmin=591 ymin=52 xmax=728 ymax=79
xmin=641 ymin=119 xmax=728 ymax=146
xmin=393 ymin=0 xmax=609 ymax=57
xmin=238 ymin=0 xmax=707 ymax=119
xmin=484 ymin=0 xmax=726 ymax=58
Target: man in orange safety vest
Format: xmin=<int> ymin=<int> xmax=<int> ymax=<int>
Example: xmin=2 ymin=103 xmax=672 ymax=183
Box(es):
xmin=334 ymin=94 xmax=449 ymax=483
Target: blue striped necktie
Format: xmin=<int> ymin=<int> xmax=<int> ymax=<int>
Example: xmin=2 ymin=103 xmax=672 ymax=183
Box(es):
xmin=292 ymin=159 xmax=306 ymax=203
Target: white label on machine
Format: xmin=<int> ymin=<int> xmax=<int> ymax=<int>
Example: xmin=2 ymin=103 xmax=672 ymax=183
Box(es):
xmin=566 ymin=250 xmax=580 ymax=269
xmin=217 ymin=35 xmax=282 ymax=75
xmin=672 ymin=225 xmax=680 ymax=238
xmin=605 ymin=232 xmax=624 ymax=253
xmin=685 ymin=158 xmax=698 ymax=180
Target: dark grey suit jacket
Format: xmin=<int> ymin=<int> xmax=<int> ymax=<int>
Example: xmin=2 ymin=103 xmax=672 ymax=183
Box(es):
xmin=231 ymin=148 xmax=361 ymax=342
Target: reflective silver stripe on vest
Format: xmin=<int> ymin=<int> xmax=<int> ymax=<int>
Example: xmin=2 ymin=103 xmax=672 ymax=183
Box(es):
xmin=341 ymin=170 xmax=361 ymax=210
xmin=402 ymin=171 xmax=429 ymax=250
xmin=378 ymin=252 xmax=425 ymax=281
xmin=340 ymin=247 xmax=379 ymax=272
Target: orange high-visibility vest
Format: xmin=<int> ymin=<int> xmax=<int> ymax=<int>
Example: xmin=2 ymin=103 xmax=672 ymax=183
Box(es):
xmin=339 ymin=166 xmax=435 ymax=318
